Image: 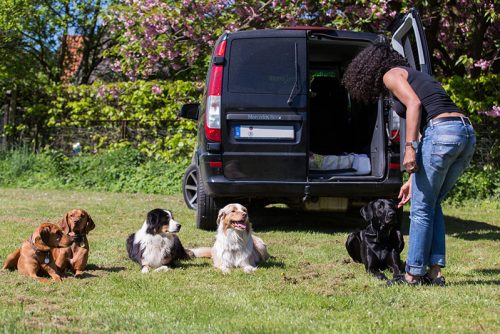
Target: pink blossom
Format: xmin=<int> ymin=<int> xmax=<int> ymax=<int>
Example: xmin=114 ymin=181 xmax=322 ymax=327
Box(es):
xmin=474 ymin=59 xmax=491 ymax=71
xmin=151 ymin=85 xmax=163 ymax=95
xmin=480 ymin=106 xmax=500 ymax=118
xmin=97 ymin=87 xmax=107 ymax=98
xmin=110 ymin=60 xmax=122 ymax=72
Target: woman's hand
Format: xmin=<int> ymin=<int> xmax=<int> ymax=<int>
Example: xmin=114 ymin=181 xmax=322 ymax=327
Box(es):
xmin=398 ymin=179 xmax=412 ymax=208
xmin=403 ymin=148 xmax=418 ymax=174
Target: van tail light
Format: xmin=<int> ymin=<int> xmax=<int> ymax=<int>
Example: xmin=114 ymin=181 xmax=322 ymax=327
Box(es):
xmin=389 ymin=162 xmax=401 ymax=170
xmin=209 ymin=161 xmax=222 ymax=168
xmin=205 ymin=39 xmax=227 ymax=142
xmin=387 ymin=108 xmax=400 ymax=143
xmin=391 ymin=130 xmax=400 ymax=143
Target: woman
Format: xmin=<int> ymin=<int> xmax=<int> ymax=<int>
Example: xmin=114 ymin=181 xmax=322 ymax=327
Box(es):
xmin=342 ymin=42 xmax=476 ymax=285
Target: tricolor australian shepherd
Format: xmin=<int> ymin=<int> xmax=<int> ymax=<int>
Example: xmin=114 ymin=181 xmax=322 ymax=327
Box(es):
xmin=126 ymin=209 xmax=193 ymax=273
xmin=211 ymin=203 xmax=270 ymax=273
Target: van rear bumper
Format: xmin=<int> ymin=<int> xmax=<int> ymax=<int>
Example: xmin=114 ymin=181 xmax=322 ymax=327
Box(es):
xmin=203 ymin=175 xmax=402 ymax=199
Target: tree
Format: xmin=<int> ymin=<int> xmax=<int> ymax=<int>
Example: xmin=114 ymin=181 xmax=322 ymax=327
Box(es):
xmin=0 ymin=0 xmax=115 ymax=149
xmin=106 ymin=0 xmax=499 ymax=80
xmin=0 ymin=0 xmax=113 ymax=86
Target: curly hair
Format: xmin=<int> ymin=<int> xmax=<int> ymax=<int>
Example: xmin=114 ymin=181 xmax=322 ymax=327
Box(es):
xmin=342 ymin=42 xmax=408 ymax=104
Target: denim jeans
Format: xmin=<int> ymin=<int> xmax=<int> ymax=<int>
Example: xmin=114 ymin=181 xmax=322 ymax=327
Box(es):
xmin=406 ymin=119 xmax=476 ymax=276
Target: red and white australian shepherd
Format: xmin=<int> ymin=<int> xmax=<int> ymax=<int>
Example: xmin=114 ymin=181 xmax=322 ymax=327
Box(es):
xmin=208 ymin=203 xmax=270 ymax=273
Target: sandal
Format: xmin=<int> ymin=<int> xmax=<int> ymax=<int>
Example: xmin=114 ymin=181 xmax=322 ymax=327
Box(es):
xmin=386 ymin=273 xmax=429 ymax=286
xmin=424 ymin=273 xmax=446 ymax=286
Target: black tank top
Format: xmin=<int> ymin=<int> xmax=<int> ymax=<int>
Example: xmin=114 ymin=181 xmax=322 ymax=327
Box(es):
xmin=392 ymin=67 xmax=460 ymax=131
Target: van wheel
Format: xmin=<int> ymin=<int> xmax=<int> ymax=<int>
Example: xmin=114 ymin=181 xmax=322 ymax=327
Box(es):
xmin=195 ymin=171 xmax=219 ymax=230
xmin=182 ymin=164 xmax=198 ymax=210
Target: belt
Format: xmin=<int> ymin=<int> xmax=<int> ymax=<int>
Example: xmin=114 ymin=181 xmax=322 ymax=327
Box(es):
xmin=428 ymin=116 xmax=471 ymax=128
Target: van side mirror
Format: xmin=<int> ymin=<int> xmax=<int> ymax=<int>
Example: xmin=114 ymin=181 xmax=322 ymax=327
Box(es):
xmin=180 ymin=103 xmax=200 ymax=120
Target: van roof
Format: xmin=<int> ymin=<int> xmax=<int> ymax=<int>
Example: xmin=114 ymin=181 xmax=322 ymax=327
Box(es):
xmin=225 ymin=28 xmax=380 ymax=43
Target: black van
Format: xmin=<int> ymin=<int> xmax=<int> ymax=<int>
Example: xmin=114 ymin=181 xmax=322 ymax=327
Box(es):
xmin=181 ymin=9 xmax=431 ymax=230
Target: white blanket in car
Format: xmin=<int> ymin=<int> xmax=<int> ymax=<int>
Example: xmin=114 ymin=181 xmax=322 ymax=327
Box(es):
xmin=309 ymin=153 xmax=371 ymax=175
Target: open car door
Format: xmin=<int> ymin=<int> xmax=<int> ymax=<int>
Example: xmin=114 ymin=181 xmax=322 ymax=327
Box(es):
xmin=390 ymin=8 xmax=432 ymax=171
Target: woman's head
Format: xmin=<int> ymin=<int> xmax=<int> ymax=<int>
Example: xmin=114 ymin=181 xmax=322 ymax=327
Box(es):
xmin=342 ymin=42 xmax=408 ymax=103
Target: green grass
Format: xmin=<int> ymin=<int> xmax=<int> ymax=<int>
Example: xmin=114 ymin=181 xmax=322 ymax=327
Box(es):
xmin=0 ymin=188 xmax=498 ymax=333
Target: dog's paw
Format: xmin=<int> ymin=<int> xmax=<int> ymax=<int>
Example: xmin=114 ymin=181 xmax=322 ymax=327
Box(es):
xmin=221 ymin=267 xmax=231 ymax=274
xmin=52 ymin=275 xmax=63 ymax=282
xmin=154 ymin=266 xmax=171 ymax=273
xmin=74 ymin=270 xmax=85 ymax=278
xmin=243 ymin=266 xmax=257 ymax=274
xmin=141 ymin=266 xmax=150 ymax=274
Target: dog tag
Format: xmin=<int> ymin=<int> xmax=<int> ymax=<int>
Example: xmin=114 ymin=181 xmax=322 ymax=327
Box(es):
xmin=44 ymin=257 xmax=50 ymax=264
xmin=80 ymin=242 xmax=86 ymax=248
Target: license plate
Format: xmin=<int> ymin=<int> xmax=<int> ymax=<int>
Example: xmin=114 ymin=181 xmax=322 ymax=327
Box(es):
xmin=235 ymin=125 xmax=294 ymax=140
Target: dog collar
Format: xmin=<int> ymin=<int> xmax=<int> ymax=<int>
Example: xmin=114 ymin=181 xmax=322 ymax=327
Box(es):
xmin=28 ymin=236 xmax=51 ymax=264
xmin=74 ymin=234 xmax=86 ymax=247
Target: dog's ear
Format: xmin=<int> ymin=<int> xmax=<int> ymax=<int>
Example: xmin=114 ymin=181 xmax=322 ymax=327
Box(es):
xmin=59 ymin=213 xmax=71 ymax=234
xmin=146 ymin=210 xmax=159 ymax=234
xmin=360 ymin=202 xmax=374 ymax=222
xmin=216 ymin=208 xmax=226 ymax=225
xmin=84 ymin=211 xmax=95 ymax=234
xmin=33 ymin=225 xmax=51 ymax=251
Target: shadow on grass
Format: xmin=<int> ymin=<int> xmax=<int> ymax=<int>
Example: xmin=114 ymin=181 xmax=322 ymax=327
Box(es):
xmin=473 ymin=268 xmax=500 ymax=276
xmin=251 ymin=207 xmax=365 ymax=234
xmin=86 ymin=264 xmax=126 ymax=273
xmin=257 ymin=257 xmax=285 ymax=269
xmin=251 ymin=207 xmax=499 ymax=241
xmin=451 ymin=279 xmax=500 ymax=286
xmin=173 ymin=261 xmax=211 ymax=269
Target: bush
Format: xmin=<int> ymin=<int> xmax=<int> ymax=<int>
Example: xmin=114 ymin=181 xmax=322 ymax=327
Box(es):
xmin=444 ymin=167 xmax=500 ymax=205
xmin=0 ymin=148 xmax=188 ymax=195
xmin=441 ymin=74 xmax=499 ymax=168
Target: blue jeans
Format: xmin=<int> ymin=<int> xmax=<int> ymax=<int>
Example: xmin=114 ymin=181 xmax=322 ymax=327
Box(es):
xmin=406 ymin=119 xmax=476 ymax=276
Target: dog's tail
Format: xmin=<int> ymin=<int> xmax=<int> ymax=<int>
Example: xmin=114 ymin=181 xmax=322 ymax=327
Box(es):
xmin=188 ymin=247 xmax=212 ymax=258
xmin=2 ymin=248 xmax=21 ymax=270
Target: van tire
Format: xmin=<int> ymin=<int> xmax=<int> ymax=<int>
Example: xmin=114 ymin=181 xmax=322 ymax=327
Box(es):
xmin=196 ymin=171 xmax=219 ymax=230
xmin=182 ymin=164 xmax=198 ymax=210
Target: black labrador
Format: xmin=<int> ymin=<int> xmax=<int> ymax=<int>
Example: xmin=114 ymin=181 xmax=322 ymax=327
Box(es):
xmin=345 ymin=199 xmax=405 ymax=280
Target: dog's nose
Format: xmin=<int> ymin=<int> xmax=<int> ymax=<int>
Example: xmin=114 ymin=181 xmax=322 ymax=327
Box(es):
xmin=177 ymin=224 xmax=181 ymax=231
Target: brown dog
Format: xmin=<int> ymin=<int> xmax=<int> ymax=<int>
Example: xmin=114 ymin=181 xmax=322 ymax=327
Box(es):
xmin=2 ymin=223 xmax=74 ymax=282
xmin=51 ymin=209 xmax=95 ymax=277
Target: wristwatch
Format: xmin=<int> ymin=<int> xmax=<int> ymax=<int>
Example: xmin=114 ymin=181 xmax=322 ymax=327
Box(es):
xmin=405 ymin=140 xmax=419 ymax=151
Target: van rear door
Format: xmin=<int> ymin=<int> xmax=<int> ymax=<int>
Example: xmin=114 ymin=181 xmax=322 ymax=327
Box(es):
xmin=390 ymin=8 xmax=431 ymax=170
xmin=221 ymin=30 xmax=308 ymax=181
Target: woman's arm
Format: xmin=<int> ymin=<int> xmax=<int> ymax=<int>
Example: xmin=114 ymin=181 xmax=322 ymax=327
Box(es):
xmin=383 ymin=68 xmax=421 ymax=173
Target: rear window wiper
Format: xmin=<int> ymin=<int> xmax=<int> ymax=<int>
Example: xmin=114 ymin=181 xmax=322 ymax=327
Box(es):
xmin=287 ymin=43 xmax=301 ymax=106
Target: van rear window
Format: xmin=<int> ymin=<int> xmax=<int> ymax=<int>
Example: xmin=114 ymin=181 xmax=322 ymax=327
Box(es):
xmin=228 ymin=38 xmax=304 ymax=95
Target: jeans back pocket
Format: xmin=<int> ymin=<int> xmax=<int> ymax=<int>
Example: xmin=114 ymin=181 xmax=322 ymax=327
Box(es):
xmin=430 ymin=139 xmax=462 ymax=172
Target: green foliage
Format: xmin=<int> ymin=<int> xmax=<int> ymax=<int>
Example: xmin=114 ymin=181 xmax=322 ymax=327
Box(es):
xmin=441 ymin=74 xmax=499 ymax=168
xmin=441 ymin=74 xmax=499 ymax=123
xmin=0 ymin=148 xmax=189 ymax=195
xmin=445 ymin=167 xmax=500 ymax=205
xmin=48 ymin=80 xmax=202 ymax=162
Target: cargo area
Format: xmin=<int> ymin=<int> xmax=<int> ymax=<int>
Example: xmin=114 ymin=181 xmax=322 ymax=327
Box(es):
xmin=307 ymin=36 xmax=386 ymax=179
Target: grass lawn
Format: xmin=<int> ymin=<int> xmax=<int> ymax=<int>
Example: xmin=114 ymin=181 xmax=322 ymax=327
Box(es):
xmin=0 ymin=188 xmax=498 ymax=333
